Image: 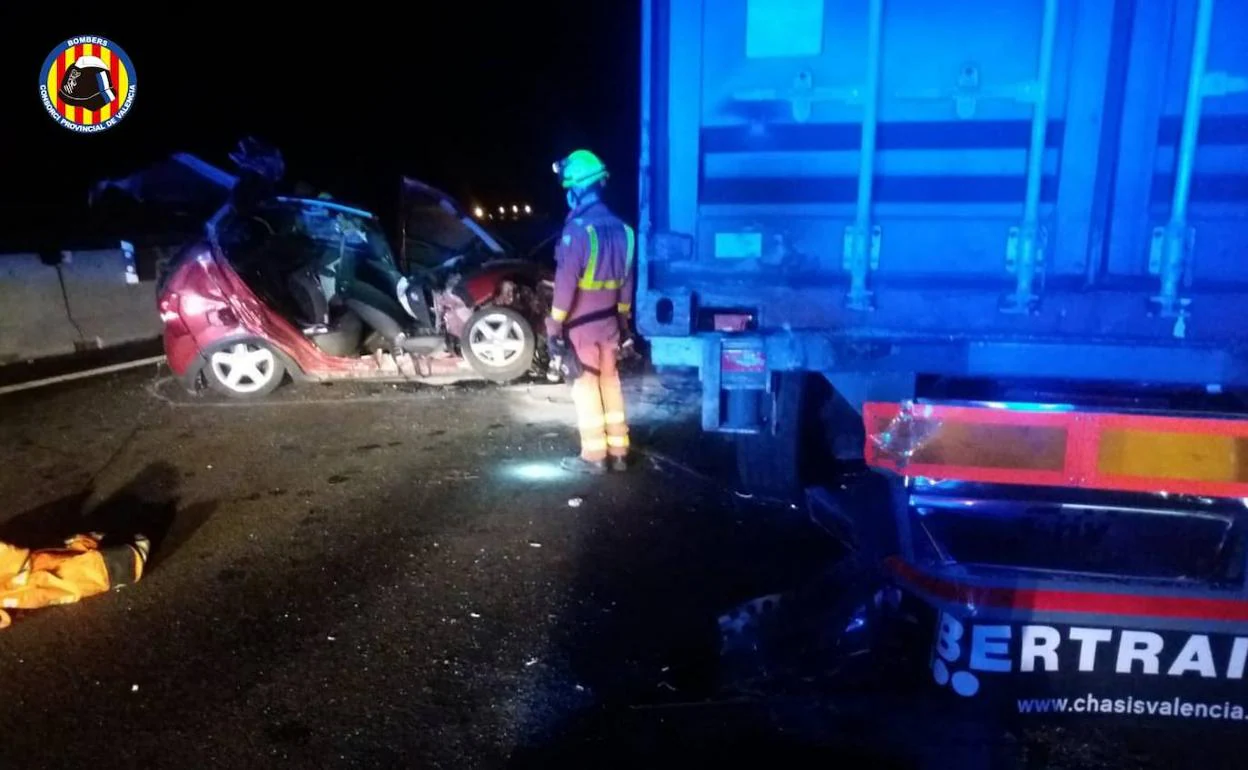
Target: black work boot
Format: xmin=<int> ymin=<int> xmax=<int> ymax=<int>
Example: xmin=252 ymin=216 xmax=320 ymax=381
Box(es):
xmin=609 ymin=455 xmax=629 ymax=472
xmin=561 ymin=456 xmax=607 ymax=475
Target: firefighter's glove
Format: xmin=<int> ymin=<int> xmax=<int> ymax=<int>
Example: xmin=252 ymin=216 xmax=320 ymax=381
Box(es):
xmin=618 ymin=316 xmax=635 ymax=352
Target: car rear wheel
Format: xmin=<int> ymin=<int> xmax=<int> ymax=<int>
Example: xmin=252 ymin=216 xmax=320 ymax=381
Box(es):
xmin=462 ymin=306 xmax=536 ymax=383
xmin=205 ymin=341 xmax=286 ymax=398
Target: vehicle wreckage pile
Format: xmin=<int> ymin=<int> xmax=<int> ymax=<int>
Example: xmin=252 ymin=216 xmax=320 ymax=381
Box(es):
xmin=151 ymin=137 xmax=559 ymax=398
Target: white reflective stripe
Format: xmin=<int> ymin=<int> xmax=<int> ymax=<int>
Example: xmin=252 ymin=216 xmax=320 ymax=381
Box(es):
xmin=604 ymin=412 xmax=627 ymax=425
xmin=623 ymin=223 xmax=636 ymax=269
xmin=607 ymin=435 xmax=630 ymax=448
xmin=579 ymin=417 xmax=606 ymax=430
xmin=2 ymin=598 xmax=17 ymax=609
xmin=582 ymin=438 xmax=608 ymax=451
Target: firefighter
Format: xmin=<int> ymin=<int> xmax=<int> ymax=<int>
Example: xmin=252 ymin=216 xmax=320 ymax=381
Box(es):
xmin=546 ymin=149 xmax=636 ymax=475
xmin=0 ymin=533 xmax=148 ymax=629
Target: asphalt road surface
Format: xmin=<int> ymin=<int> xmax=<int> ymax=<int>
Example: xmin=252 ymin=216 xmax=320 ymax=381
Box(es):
xmin=3 ymin=367 xmax=1248 ymax=769
xmin=0 ymin=367 xmax=850 ymax=768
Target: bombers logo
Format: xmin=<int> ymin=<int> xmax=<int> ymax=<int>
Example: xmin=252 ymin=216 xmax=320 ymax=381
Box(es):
xmin=931 ymin=611 xmax=1248 ymax=698
xmin=39 ymin=36 xmax=137 ymax=133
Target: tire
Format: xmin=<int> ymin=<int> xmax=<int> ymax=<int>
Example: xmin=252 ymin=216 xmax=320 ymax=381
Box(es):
xmin=735 ymin=373 xmax=808 ymax=497
xmin=204 ymin=340 xmax=287 ymax=398
xmin=461 ymin=306 xmax=537 ymax=383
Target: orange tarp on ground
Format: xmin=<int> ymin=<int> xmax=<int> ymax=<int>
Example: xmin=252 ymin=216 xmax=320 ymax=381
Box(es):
xmin=0 ymin=534 xmax=147 ymax=629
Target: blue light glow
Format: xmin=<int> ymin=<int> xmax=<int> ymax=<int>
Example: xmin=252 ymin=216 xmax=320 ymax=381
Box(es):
xmin=275 ymin=196 xmax=375 ymax=218
xmin=978 ymin=401 xmax=1074 ymax=412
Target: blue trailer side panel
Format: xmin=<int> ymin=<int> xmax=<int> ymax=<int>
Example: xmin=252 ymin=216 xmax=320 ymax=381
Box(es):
xmin=640 ymin=0 xmax=1248 ymax=392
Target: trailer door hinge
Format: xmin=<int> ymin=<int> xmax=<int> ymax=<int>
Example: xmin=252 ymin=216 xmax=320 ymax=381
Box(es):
xmin=1148 ymin=227 xmax=1164 ymax=275
xmin=842 ymin=224 xmax=882 ymax=271
xmin=1148 ymin=225 xmax=1196 ymax=277
xmin=1005 ymin=225 xmax=1046 ymax=275
xmin=1148 ymin=223 xmax=1197 ymax=318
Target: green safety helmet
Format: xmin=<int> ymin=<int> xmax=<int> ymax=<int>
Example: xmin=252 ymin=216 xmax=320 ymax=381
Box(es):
xmin=552 ymin=149 xmax=609 ymax=190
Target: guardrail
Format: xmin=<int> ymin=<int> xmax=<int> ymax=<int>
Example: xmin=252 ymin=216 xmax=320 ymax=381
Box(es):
xmin=0 ymin=245 xmax=161 ymax=365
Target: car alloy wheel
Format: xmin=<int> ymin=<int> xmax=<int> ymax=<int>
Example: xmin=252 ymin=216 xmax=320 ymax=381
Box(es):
xmin=461 ymin=305 xmax=537 ymax=383
xmin=468 ymin=312 xmax=527 ymax=368
xmin=208 ymin=341 xmax=282 ymax=396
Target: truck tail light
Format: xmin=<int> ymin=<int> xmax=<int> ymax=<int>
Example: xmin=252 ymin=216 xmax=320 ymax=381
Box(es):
xmin=721 ymin=347 xmax=766 ymax=374
xmin=714 ymin=313 xmax=754 ymax=332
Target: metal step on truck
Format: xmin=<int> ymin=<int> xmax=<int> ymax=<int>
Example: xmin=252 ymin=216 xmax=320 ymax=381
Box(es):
xmin=638 ymin=0 xmax=1248 ymax=736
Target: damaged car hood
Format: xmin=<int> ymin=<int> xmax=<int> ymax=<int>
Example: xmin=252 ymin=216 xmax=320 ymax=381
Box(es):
xmin=400 ymin=177 xmax=509 ymax=269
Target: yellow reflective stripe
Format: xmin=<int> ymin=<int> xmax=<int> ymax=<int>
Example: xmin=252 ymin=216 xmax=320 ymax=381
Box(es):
xmin=617 ymin=303 xmax=631 ymax=314
xmin=582 ymin=438 xmax=608 ymax=452
xmin=577 ymin=226 xmax=601 ymax=290
xmin=604 ymin=412 xmax=626 ymax=425
xmin=607 ymin=435 xmax=631 ymax=448
xmin=550 ymin=308 xmax=569 ymax=322
xmin=586 ymin=279 xmax=624 ymax=290
xmin=576 ymin=223 xmax=635 ymax=292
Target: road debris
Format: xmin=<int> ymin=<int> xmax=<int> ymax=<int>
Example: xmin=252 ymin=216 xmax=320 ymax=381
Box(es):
xmin=469 ymin=612 xmax=481 ymax=619
xmin=525 ymin=658 xmax=539 ymax=667
xmin=327 ymin=635 xmax=336 ymax=642
xmin=528 ymin=542 xmax=542 ymax=548
xmin=716 ymin=561 xmax=882 ymax=695
xmin=568 ymin=497 xmax=584 ymax=508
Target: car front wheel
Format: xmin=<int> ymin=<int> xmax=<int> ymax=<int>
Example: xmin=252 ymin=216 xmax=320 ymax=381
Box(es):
xmin=461 ymin=306 xmax=536 ymax=383
xmin=205 ymin=340 xmax=287 ymax=398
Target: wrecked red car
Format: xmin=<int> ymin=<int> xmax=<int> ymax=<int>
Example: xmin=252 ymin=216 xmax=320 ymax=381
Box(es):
xmin=158 ymin=168 xmax=553 ymax=398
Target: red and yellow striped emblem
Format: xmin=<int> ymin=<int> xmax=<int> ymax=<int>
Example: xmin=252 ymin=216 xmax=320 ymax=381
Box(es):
xmin=41 ymin=38 xmax=135 ymax=130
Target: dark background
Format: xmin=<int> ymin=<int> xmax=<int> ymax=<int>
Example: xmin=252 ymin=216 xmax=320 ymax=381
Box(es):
xmin=0 ymin=2 xmax=640 ymax=246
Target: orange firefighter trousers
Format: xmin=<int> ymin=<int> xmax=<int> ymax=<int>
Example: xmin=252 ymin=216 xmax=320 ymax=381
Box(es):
xmin=0 ymin=534 xmax=147 ymax=629
xmin=570 ymin=340 xmax=630 ymax=462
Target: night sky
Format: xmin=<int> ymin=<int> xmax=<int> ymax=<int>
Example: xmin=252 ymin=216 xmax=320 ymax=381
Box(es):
xmin=1 ymin=3 xmax=640 ymax=242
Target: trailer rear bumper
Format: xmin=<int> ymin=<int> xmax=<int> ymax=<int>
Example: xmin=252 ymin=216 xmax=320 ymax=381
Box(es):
xmin=848 ymin=397 xmax=1248 ymax=717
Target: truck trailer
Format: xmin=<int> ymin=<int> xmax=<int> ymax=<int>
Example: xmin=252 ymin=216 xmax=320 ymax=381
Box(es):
xmin=638 ymin=0 xmax=1248 ymax=733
